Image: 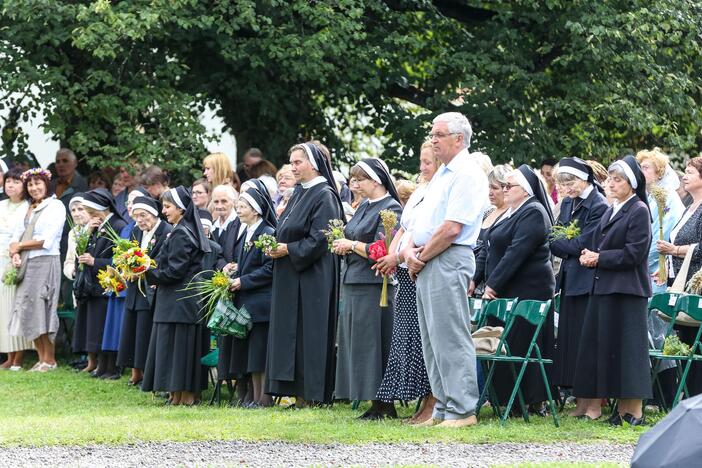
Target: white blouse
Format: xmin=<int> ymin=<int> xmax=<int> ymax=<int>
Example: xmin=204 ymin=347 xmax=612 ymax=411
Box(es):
xmin=12 ymin=196 xmax=66 ymax=258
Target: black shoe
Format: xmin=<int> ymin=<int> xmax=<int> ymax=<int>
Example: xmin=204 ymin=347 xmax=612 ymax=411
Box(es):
xmin=607 ymin=412 xmax=622 ymax=426
xmin=358 ymin=408 xmax=379 ymax=420
xmin=127 ymin=379 xmax=143 ymax=387
xmin=621 ymin=413 xmax=646 ymax=426
xmin=89 ymin=369 xmax=102 ymax=378
xmin=100 ymin=373 xmax=121 ymax=380
xmin=575 ymin=414 xmax=600 ymax=421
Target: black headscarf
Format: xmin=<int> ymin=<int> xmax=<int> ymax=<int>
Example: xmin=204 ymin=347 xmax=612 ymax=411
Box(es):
xmin=131 ymin=196 xmax=160 ymax=218
xmin=82 ymin=188 xmax=126 ymax=224
xmin=610 ymin=155 xmax=651 ymax=217
xmin=559 ymin=157 xmax=605 ymax=195
xmin=516 ymin=164 xmax=554 ymax=224
xmin=241 ymin=186 xmax=277 ymax=229
xmin=356 ymin=158 xmax=400 ymax=203
xmin=300 ymin=142 xmax=345 ymax=215
xmin=168 ymin=186 xmax=211 ymax=253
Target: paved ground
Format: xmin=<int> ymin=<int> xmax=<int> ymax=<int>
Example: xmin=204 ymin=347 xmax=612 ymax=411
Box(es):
xmin=0 ymin=441 xmax=634 ymax=466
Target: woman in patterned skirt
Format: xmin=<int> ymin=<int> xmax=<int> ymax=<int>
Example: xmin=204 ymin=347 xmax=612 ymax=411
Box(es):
xmin=374 ymin=142 xmax=438 ymax=423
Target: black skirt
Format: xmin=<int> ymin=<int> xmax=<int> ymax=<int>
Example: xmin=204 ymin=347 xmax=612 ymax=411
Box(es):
xmin=141 ymin=322 xmax=209 ymax=393
xmin=234 ymin=322 xmax=268 ymax=374
xmin=573 ymin=294 xmax=652 ymax=399
xmin=676 ymin=325 xmax=702 ymax=397
xmin=116 ymin=308 xmax=153 ymax=370
xmin=552 ymin=294 xmax=588 ymax=388
xmin=217 ymin=334 xmax=249 ymax=379
xmin=72 ymin=297 xmax=108 ymax=354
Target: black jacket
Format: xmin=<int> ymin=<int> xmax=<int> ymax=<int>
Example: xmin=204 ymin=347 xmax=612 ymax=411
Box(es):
xmin=215 ymin=217 xmax=244 ymax=270
xmin=78 ymin=214 xmax=128 ymax=298
xmin=234 ymin=223 xmax=275 ymax=323
xmin=124 ymin=221 xmax=172 ymax=312
xmin=589 ymin=197 xmax=652 ymax=297
xmin=550 ymin=188 xmax=608 ymax=296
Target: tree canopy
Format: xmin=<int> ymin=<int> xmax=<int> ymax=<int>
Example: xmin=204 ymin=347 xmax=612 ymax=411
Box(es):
xmin=1 ymin=0 xmax=700 ymax=175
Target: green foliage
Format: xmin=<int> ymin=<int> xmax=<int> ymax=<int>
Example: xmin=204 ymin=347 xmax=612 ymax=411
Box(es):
xmin=1 ymin=1 xmax=701 ymax=173
xmin=663 ymin=335 xmax=691 ymax=356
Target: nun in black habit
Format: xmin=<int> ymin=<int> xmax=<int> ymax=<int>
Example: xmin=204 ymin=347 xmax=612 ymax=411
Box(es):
xmin=574 ymin=156 xmax=652 ymax=425
xmin=116 ymin=196 xmax=172 ymax=386
xmin=548 ymin=158 xmax=608 ymax=399
xmin=472 ymin=164 xmax=556 ymax=412
xmin=141 ymin=186 xmax=211 ymax=406
xmin=227 ymin=185 xmax=277 ymax=407
xmin=265 ymin=141 xmax=343 ymax=406
xmin=331 ymin=158 xmax=402 ymax=419
xmin=73 ymin=188 xmax=127 ymax=376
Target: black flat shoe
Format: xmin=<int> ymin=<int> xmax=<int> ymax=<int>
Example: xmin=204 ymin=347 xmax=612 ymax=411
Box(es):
xmin=575 ymin=414 xmax=600 ymax=421
xmin=607 ymin=412 xmax=622 ymax=426
xmin=100 ymin=373 xmax=121 ymax=380
xmin=127 ymin=379 xmax=143 ymax=387
xmin=621 ymin=413 xmax=646 ymax=426
xmin=89 ymin=370 xmax=102 ymax=378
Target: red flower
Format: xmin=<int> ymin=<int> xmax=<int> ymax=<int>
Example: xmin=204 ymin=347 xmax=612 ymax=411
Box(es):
xmin=116 ymin=283 xmax=126 ymax=292
xmin=368 ymin=239 xmax=387 ymax=261
xmin=132 ymin=265 xmax=146 ymax=273
xmin=134 ymin=250 xmax=143 ymax=257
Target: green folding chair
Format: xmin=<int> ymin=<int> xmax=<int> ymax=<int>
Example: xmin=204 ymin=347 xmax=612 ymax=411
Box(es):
xmin=648 ymin=292 xmax=683 ymax=410
xmin=649 ymin=294 xmax=702 ymax=409
xmin=469 ymin=297 xmax=485 ymax=330
xmin=476 ymin=299 xmax=559 ymax=427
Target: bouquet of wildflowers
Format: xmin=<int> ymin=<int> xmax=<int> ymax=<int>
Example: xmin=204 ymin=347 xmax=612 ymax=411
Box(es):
xmin=651 ymin=185 xmax=669 ymax=284
xmin=370 ymin=209 xmax=399 ymax=307
xmin=322 ymin=219 xmax=346 ymax=251
xmin=180 ymin=270 xmax=236 ymax=319
xmin=101 ymin=224 xmax=157 ymax=294
xmin=97 ymin=266 xmax=127 ymax=294
xmin=67 ymin=217 xmax=91 ymax=270
xmin=2 ymin=267 xmax=18 ymax=286
xmin=549 ymin=219 xmax=580 ymax=242
xmin=254 ymin=234 xmax=279 ymax=255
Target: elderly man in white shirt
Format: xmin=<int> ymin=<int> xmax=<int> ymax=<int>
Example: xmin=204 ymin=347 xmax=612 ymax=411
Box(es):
xmin=402 ymin=112 xmax=488 ymax=428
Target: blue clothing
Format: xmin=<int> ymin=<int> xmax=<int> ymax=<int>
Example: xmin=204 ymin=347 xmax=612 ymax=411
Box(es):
xmin=101 ymin=222 xmax=135 ymax=351
xmin=411 ymin=148 xmax=488 ymax=247
xmin=647 ymin=188 xmax=684 ymax=294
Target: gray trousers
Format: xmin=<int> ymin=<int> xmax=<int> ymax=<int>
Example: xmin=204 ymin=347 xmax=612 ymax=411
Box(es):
xmin=416 ymin=245 xmax=478 ymax=420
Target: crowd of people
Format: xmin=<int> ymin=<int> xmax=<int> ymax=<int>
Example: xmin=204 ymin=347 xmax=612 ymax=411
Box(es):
xmin=1 ymin=112 xmax=701 ymax=427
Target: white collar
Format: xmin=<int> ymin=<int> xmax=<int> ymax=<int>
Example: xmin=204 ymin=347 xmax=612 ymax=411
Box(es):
xmin=245 ymin=219 xmax=263 ymax=240
xmin=579 ymin=184 xmax=594 ymax=200
xmin=505 ymin=196 xmax=532 ymax=219
xmin=33 ymin=195 xmax=57 ymax=212
xmin=99 ymin=212 xmax=114 ymax=229
xmin=301 ymin=176 xmax=327 ymax=189
xmin=145 ymin=219 xmax=161 ymax=236
xmin=613 ymin=193 xmax=636 ymax=209
xmin=214 ymin=210 xmax=238 ymax=230
xmin=367 ymin=192 xmax=390 ymax=204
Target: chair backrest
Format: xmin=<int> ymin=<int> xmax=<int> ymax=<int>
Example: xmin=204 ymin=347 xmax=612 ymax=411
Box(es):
xmin=511 ymin=299 xmax=552 ymax=327
xmin=469 ymin=297 xmax=485 ymax=324
xmin=675 ymin=294 xmax=702 ymax=322
xmin=480 ymin=298 xmax=518 ymax=327
xmin=649 ymin=292 xmax=681 ymax=320
xmin=553 ymin=293 xmax=561 ymax=314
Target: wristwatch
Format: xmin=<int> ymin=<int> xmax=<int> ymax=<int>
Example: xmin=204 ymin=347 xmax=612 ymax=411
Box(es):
xmin=350 ymin=240 xmax=358 ymax=254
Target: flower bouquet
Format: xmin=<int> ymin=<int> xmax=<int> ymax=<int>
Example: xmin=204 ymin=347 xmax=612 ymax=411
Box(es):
xmin=322 ymin=218 xmax=345 ymax=251
xmin=181 ymin=270 xmax=235 ymax=319
xmin=254 ymin=233 xmax=278 ymax=255
xmin=2 ymin=266 xmax=18 ymax=286
xmin=101 ymin=224 xmax=157 ymax=295
xmin=651 ymin=185 xmax=669 ymax=284
xmin=370 ymin=209 xmax=399 ymax=307
xmin=97 ymin=265 xmax=127 ymax=294
xmin=67 ymin=217 xmax=91 ymax=270
xmin=548 ymin=219 xmax=580 ymax=242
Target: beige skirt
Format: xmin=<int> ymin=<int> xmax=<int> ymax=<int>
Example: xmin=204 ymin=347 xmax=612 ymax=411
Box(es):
xmin=0 ymin=256 xmax=34 ymax=352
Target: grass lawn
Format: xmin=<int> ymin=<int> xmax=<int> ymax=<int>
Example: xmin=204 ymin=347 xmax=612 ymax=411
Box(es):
xmin=0 ymin=367 xmax=653 ymax=447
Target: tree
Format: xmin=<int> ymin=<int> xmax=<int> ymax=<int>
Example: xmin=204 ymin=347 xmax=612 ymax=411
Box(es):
xmin=1 ymin=0 xmax=700 ymax=176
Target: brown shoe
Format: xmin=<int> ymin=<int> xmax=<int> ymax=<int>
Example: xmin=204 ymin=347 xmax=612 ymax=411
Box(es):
xmin=414 ymin=418 xmax=442 ymax=427
xmin=435 ymin=416 xmax=478 ymax=428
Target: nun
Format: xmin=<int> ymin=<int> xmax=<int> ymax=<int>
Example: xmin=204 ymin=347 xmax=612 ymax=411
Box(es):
xmin=117 ymin=196 xmax=172 ymax=386
xmin=100 ymin=186 xmax=150 ymax=379
xmin=73 ymin=188 xmax=127 ymax=376
xmin=266 ymin=141 xmax=344 ymax=407
xmin=331 ymin=158 xmax=402 ymax=419
xmin=548 ymin=158 xmax=608 ymax=413
xmin=141 ymin=186 xmax=211 ymax=406
xmin=472 ymin=164 xmax=556 ymax=414
xmin=574 ymin=156 xmax=652 ymax=425
xmin=226 ymin=185 xmax=277 ymax=407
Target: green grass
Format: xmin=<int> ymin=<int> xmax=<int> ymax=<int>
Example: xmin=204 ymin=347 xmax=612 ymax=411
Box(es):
xmin=0 ymin=368 xmax=650 ymax=447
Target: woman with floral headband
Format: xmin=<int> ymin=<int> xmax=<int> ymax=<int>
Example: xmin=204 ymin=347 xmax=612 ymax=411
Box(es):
xmin=8 ymin=168 xmax=66 ymax=372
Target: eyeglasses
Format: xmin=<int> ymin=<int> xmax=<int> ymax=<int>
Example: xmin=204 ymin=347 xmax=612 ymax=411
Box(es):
xmin=502 ymin=183 xmax=519 ymax=191
xmin=428 ymin=132 xmax=459 ymax=139
xmin=192 ymin=190 xmax=207 ymax=196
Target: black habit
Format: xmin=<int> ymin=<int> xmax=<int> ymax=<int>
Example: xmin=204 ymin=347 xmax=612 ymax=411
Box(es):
xmin=549 ymin=188 xmax=608 ymax=387
xmin=473 ymin=197 xmax=556 ymax=405
xmin=266 ymin=182 xmax=342 ymax=403
xmin=72 ymin=214 xmax=127 ymax=354
xmin=116 ymin=220 xmax=172 ymax=370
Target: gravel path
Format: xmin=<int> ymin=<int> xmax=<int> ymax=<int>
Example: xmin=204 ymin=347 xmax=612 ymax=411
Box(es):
xmin=0 ymin=441 xmax=634 ymax=466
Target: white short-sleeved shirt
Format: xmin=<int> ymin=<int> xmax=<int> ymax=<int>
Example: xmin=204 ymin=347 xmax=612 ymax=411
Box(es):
xmin=12 ymin=196 xmax=66 ymax=258
xmin=410 ymin=148 xmax=488 ymax=248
